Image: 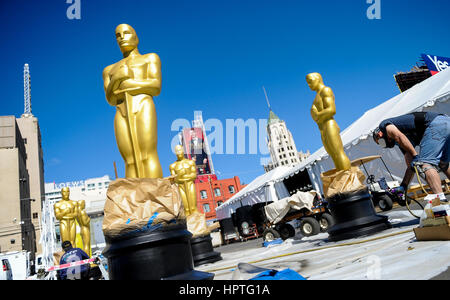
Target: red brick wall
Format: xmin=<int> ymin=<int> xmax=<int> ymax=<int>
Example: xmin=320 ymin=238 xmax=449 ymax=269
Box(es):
xmin=195 ymin=176 xmax=246 ymax=221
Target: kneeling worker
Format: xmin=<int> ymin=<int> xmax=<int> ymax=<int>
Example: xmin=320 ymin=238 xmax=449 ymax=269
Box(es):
xmin=373 ymin=112 xmax=450 ymax=203
xmin=59 ymin=241 xmax=91 ymax=280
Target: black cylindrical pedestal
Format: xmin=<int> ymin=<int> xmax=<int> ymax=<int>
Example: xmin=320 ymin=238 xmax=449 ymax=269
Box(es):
xmin=103 ymin=223 xmax=214 ymax=280
xmin=326 ymin=188 xmax=392 ymax=242
xmin=190 ymin=234 xmax=222 ymax=267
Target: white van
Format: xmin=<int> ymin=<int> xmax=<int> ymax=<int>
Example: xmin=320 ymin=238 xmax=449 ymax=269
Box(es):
xmin=0 ymin=251 xmax=31 ymax=280
xmin=0 ymin=259 xmax=13 ymax=280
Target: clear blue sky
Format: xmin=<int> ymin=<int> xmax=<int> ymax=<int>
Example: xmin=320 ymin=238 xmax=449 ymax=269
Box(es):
xmin=1 ymin=0 xmax=449 ymax=185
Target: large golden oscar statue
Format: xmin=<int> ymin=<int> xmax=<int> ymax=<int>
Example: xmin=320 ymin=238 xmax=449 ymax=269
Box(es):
xmin=306 ymin=72 xmax=365 ymax=197
xmin=102 ymin=24 xmax=163 ymax=179
xmin=307 ymin=72 xmax=351 ymax=171
xmin=54 ymin=187 xmax=91 ymax=255
xmin=101 ymin=24 xmax=215 ymax=279
xmin=306 ymin=73 xmax=391 ymax=241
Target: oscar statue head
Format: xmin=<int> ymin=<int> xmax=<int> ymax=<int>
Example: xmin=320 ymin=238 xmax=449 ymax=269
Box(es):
xmin=115 ymin=24 xmax=139 ymax=55
xmin=61 ymin=187 xmax=70 ymax=200
xmin=175 ymin=145 xmax=185 ymax=161
xmin=306 ymin=72 xmax=324 ymax=92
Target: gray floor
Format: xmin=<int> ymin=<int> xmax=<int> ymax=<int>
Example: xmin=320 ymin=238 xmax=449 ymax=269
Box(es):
xmin=214 ymin=200 xmax=450 ymax=280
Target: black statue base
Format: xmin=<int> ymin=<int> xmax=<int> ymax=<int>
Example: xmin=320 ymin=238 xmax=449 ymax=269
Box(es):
xmin=190 ymin=234 xmax=223 ymax=267
xmin=326 ymin=188 xmax=392 ymax=242
xmin=103 ymin=223 xmax=214 ymax=280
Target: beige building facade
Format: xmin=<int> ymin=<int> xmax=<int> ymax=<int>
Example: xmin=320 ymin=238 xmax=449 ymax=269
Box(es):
xmin=0 ymin=116 xmax=37 ymax=257
xmin=16 ymin=115 xmax=45 ymax=253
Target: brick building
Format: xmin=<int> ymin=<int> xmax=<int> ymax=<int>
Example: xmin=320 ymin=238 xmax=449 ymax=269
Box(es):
xmin=195 ymin=175 xmax=246 ymax=222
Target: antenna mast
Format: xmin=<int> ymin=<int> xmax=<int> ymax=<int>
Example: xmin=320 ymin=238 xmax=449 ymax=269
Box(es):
xmin=23 ymin=63 xmax=33 ymax=117
xmin=263 ymin=86 xmax=271 ymax=111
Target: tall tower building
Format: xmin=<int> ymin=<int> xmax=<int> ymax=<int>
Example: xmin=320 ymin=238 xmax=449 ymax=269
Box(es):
xmin=265 ymin=109 xmax=300 ymax=171
xmin=262 ymin=87 xmax=309 ymax=172
xmin=17 ymin=63 xmax=45 ymax=254
xmin=16 ymin=116 xmax=45 ymax=253
xmin=0 ymin=64 xmax=44 ymax=267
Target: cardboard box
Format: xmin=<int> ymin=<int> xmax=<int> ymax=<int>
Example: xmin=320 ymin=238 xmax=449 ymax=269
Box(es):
xmin=422 ymin=217 xmax=448 ymax=227
xmin=414 ymin=224 xmax=450 ymax=241
xmin=432 ymin=198 xmax=441 ymax=207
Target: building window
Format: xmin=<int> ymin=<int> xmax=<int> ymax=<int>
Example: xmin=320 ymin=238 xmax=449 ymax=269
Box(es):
xmin=200 ymin=190 xmax=208 ymax=199
xmin=214 ymin=188 xmax=221 ymax=197
xmin=217 ymin=201 xmax=223 ymax=207
xmin=98 ymin=182 xmax=103 ymax=188
xmin=105 ymin=182 xmax=109 ymax=188
xmin=228 ymin=185 xmax=235 ymax=194
xmin=203 ymin=204 xmax=211 ymax=213
xmin=33 ymin=213 xmax=38 ymax=219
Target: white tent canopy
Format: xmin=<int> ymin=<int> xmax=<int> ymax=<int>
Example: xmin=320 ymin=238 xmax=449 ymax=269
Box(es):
xmin=216 ymin=68 xmax=450 ymax=220
xmin=275 ymin=67 xmax=450 ymax=194
xmin=215 ymin=166 xmax=291 ymax=220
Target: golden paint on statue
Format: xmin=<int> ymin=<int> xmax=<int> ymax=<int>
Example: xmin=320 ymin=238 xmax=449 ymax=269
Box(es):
xmin=102 ymin=24 xmax=163 ymax=179
xmin=170 ymin=145 xmax=210 ymax=237
xmin=76 ymin=200 xmax=91 ymax=256
xmin=306 ymin=73 xmax=365 ymax=197
xmin=307 ymin=72 xmax=351 ymax=171
xmin=54 ymin=187 xmax=91 ymax=255
xmin=170 ymin=145 xmax=199 ymax=216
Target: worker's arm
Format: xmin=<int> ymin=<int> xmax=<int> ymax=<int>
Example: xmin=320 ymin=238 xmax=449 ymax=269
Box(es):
xmin=400 ymin=152 xmax=415 ymax=189
xmin=385 ymin=125 xmax=417 ymax=157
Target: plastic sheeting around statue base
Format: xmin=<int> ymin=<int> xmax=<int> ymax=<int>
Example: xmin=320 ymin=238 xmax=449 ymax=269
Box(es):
xmin=320 ymin=166 xmax=366 ymax=198
xmin=187 ymin=211 xmax=211 ymax=238
xmin=102 ymin=177 xmax=185 ymax=238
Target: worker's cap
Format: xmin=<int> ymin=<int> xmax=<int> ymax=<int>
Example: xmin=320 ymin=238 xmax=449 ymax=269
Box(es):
xmin=61 ymin=240 xmax=72 ymax=250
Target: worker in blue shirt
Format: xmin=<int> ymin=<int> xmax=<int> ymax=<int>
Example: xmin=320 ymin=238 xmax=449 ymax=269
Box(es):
xmin=373 ymin=112 xmax=450 ymax=203
xmin=59 ymin=241 xmax=90 ymax=280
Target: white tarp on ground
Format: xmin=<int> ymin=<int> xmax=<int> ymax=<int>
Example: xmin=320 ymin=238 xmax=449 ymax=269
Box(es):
xmin=275 ymin=67 xmax=450 ymax=195
xmin=216 ymin=167 xmax=291 ymax=220
xmin=197 ymin=210 xmax=450 ymax=280
xmin=264 ymin=190 xmax=317 ymax=224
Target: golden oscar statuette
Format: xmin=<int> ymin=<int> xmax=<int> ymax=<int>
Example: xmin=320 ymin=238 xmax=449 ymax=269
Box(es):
xmin=102 ymin=24 xmax=163 ymax=179
xmin=54 ymin=187 xmax=91 ymax=255
xmin=170 ymin=145 xmax=199 ymax=216
xmin=170 ymin=145 xmax=210 ymax=237
xmin=306 ymin=73 xmax=365 ymax=197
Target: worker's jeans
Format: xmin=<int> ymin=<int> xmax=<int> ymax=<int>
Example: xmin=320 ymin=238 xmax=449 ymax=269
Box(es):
xmin=418 ymin=115 xmax=450 ymax=166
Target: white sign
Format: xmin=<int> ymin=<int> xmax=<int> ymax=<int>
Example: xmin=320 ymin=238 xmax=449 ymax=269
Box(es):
xmin=55 ymin=180 xmax=85 ymax=190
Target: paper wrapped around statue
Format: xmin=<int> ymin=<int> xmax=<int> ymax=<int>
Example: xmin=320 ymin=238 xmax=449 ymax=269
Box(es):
xmin=264 ymin=190 xmax=317 ymax=224
xmin=102 ymin=177 xmax=185 ymax=238
xmin=187 ymin=211 xmax=211 ymax=238
xmin=321 ymin=166 xmax=366 ymax=199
